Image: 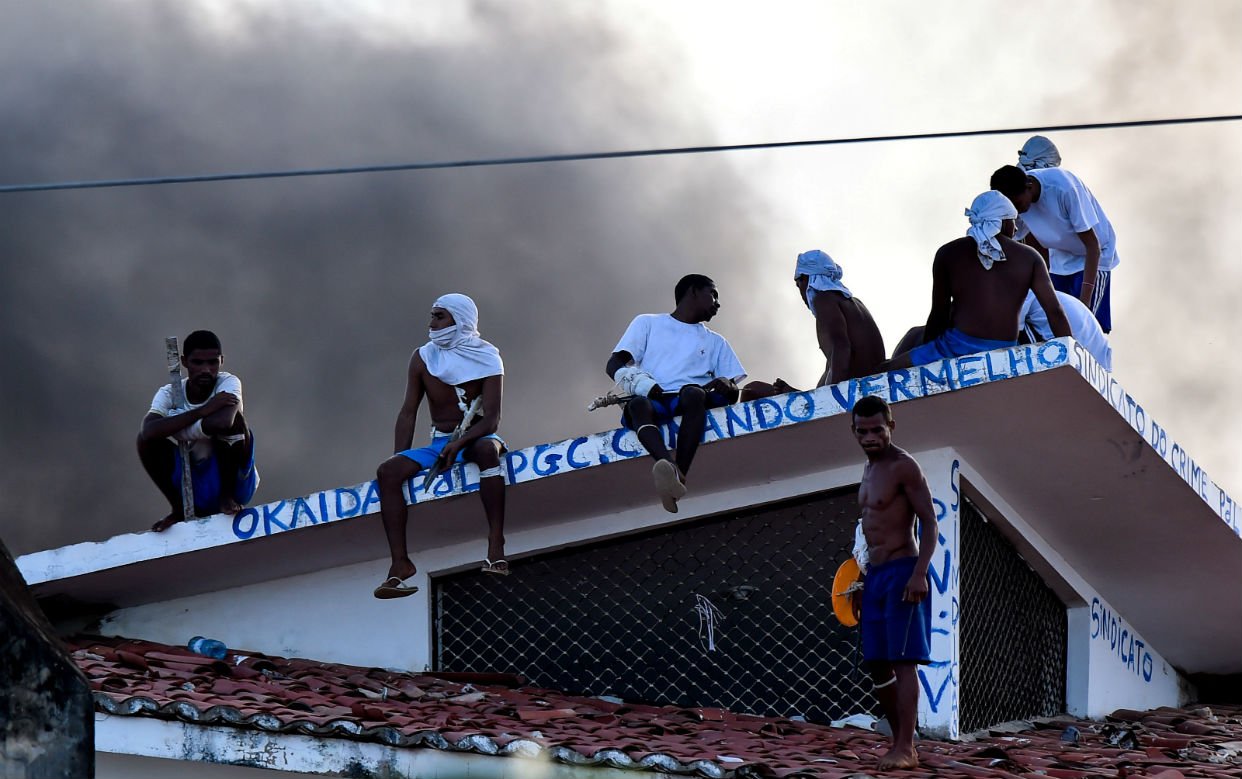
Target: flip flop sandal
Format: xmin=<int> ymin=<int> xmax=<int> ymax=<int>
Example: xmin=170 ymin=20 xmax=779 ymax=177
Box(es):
xmin=481 ymin=558 xmax=511 ymax=576
xmin=373 ymin=575 xmax=419 ymax=599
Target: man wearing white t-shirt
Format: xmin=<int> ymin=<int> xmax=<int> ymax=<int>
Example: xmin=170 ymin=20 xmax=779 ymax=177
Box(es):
xmin=991 ymin=164 xmax=1118 ymax=333
xmin=138 ymin=330 xmax=258 ymax=532
xmin=606 ymin=274 xmax=746 ymax=513
xmin=1018 ymin=290 xmax=1113 ymax=371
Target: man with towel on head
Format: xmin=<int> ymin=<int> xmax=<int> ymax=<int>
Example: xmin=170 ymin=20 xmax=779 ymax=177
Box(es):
xmin=794 ymin=249 xmax=886 ymax=386
xmin=1018 ymin=135 xmax=1062 ymax=171
xmin=991 ymin=163 xmax=1118 ymax=332
xmin=373 ymin=293 xmax=509 ymax=599
xmin=886 ymin=191 xmax=1071 ymax=369
xmin=606 ymin=274 xmax=746 ymax=514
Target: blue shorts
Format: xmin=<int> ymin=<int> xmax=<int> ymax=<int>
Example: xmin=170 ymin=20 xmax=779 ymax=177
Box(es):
xmin=620 ymin=388 xmax=732 ymax=429
xmin=1052 ymin=269 xmax=1112 ymax=333
xmin=398 ymin=432 xmax=506 ymax=471
xmin=907 ymin=328 xmax=1016 ymax=367
xmin=173 ymin=436 xmax=259 ymax=515
xmin=860 ymin=557 xmax=932 ymax=666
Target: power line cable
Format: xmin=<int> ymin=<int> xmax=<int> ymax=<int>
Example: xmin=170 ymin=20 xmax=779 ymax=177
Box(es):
xmin=3 ymin=113 xmax=1240 ymax=194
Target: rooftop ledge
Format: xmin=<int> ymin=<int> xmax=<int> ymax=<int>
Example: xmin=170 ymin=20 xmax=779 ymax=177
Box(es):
xmin=19 ymin=338 xmax=1242 ymax=673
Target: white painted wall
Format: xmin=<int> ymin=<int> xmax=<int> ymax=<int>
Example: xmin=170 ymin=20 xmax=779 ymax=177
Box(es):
xmin=101 ymin=463 xmax=869 ymax=671
xmin=957 ymin=460 xmax=1189 ymax=718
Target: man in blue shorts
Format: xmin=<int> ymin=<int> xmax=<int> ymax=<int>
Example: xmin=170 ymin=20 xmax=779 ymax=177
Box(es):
xmin=850 ymin=395 xmax=938 ymax=771
xmin=991 ymin=164 xmax=1118 ymax=332
xmin=373 ymin=293 xmax=508 ymax=599
xmin=606 ymin=274 xmax=746 ymax=514
xmin=139 ymin=330 xmax=259 ymax=532
xmin=885 ymin=190 xmax=1071 ymax=370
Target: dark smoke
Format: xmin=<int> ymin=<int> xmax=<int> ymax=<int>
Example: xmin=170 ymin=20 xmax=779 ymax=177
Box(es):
xmin=0 ymin=2 xmax=775 ymax=554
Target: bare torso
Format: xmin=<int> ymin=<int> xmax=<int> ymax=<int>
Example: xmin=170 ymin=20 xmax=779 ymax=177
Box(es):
xmin=419 ymin=367 xmax=486 ymax=433
xmin=859 ymin=446 xmax=920 ymax=565
xmin=809 ymin=291 xmax=888 ymax=381
xmin=938 ymin=236 xmax=1043 ymax=342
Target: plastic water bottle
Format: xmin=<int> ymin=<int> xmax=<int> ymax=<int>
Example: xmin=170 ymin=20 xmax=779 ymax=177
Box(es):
xmin=188 ymin=636 xmax=228 ymax=660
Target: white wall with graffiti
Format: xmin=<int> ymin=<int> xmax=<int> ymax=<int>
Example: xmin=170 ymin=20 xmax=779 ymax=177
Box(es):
xmin=25 ymin=337 xmax=1238 ymax=738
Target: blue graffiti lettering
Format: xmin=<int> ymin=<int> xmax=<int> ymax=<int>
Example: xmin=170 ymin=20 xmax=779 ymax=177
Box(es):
xmin=611 ymin=429 xmax=644 ymax=459
xmin=927 ymin=549 xmax=951 ymax=595
xmin=950 ymin=459 xmax=960 ymax=511
xmin=1036 ymin=340 xmax=1068 ymax=368
xmin=984 ymin=351 xmax=1009 ymax=382
xmin=565 ymin=437 xmax=592 ymax=469
xmin=956 ymin=355 xmax=985 ymax=388
xmin=359 ymin=481 xmax=381 ymax=515
xmin=704 ymin=411 xmax=726 ymax=441
xmin=856 ymin=374 xmax=885 ymax=399
xmin=262 ymin=501 xmax=289 ymax=535
xmin=784 ymin=392 xmax=815 ymax=422
xmin=754 ymin=398 xmax=782 ymax=428
xmin=290 ymin=497 xmax=318 ymax=528
xmin=724 ymin=404 xmax=753 ymax=436
xmin=334 ymin=487 xmax=361 ymax=518
xmin=829 ymin=380 xmax=857 ymax=411
xmin=1090 ymin=597 xmax=1153 ymax=684
xmin=506 ymin=449 xmax=530 ymax=483
xmin=1007 ymin=345 xmax=1034 ymax=375
xmin=233 ymin=508 xmax=259 ymax=539
xmin=918 ymin=668 xmax=953 ymax=712
xmin=918 ymin=362 xmax=955 ymax=394
xmin=888 ymin=369 xmax=916 ymax=401
xmin=532 ymin=444 xmax=563 ymax=477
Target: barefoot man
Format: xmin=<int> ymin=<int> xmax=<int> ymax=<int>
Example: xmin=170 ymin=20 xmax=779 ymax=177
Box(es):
xmin=373 ymin=293 xmax=508 ymax=599
xmin=138 ymin=330 xmax=258 ymax=532
xmin=851 ymin=395 xmax=937 ymax=771
xmin=606 ymin=274 xmax=745 ymax=514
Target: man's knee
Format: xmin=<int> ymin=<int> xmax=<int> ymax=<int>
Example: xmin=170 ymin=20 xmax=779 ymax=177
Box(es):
xmin=678 ymin=385 xmax=706 ymax=408
xmin=469 ymin=439 xmax=501 ymax=470
xmin=624 ymin=396 xmax=655 ymax=425
xmin=376 ymin=455 xmax=416 ymax=486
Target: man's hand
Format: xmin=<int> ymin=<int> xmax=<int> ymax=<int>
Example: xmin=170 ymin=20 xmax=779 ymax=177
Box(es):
xmin=439 ymin=439 xmax=465 ymax=465
xmin=705 ymin=377 xmax=737 ymax=395
xmin=903 ymin=571 xmax=929 ymax=603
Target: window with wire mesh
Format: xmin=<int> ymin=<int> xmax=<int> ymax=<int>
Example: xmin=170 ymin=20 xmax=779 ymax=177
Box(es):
xmin=433 ymin=488 xmax=875 ymax=723
xmin=959 ymin=496 xmax=1067 ymax=733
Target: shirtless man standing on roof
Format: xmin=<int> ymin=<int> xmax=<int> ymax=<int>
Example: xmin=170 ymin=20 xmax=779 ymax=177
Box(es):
xmin=851 ymin=395 xmax=937 ymax=771
xmin=372 ymin=293 xmax=508 ymax=599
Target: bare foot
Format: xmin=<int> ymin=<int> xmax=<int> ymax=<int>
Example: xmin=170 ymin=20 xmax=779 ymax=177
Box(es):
xmin=151 ymin=513 xmax=182 ymax=532
xmin=219 ymin=497 xmax=243 ymax=515
xmin=877 ymin=747 xmax=919 ymax=770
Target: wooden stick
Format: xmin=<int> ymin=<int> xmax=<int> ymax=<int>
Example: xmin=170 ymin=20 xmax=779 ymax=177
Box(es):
xmin=165 ymin=337 xmax=196 ymax=522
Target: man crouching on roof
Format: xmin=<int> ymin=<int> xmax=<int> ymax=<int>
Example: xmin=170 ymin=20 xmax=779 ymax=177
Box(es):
xmin=606 ymin=274 xmax=746 ymax=514
xmin=373 ymin=293 xmax=508 ymax=599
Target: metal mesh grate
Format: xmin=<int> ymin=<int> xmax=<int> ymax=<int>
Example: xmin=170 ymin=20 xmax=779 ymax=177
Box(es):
xmin=959 ymin=496 xmax=1067 ymax=732
xmin=434 ymin=488 xmax=876 ymax=723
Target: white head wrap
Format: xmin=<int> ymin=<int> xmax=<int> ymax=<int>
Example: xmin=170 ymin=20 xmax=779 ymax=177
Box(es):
xmin=794 ymin=249 xmax=852 ymax=307
xmin=417 ymin=293 xmax=504 ymax=386
xmin=1018 ymin=135 xmax=1061 ymax=170
xmin=965 ymin=191 xmax=1018 ymax=270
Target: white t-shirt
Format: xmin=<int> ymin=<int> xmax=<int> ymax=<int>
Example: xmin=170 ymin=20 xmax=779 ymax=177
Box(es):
xmin=149 ymin=372 xmax=243 ymax=458
xmin=1015 ymin=168 xmax=1119 ymax=276
xmin=613 ymin=314 xmax=746 ymax=392
xmin=1019 ymin=291 xmax=1112 ymax=371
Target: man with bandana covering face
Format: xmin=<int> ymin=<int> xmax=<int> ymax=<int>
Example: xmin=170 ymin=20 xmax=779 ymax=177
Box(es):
xmin=884 ymin=191 xmax=1071 ymax=370
xmin=373 ymin=293 xmax=509 ymax=599
xmin=792 ymin=249 xmax=886 ymax=386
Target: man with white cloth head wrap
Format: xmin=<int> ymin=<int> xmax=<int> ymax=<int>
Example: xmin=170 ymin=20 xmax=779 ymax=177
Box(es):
xmin=373 ymin=293 xmax=511 ymax=599
xmin=882 ymin=193 xmax=1072 ymax=371
xmin=1018 ymin=135 xmax=1062 ymax=171
xmin=607 ymin=274 xmax=746 ymax=514
xmin=792 ymin=250 xmax=886 ymax=386
xmin=965 ymin=190 xmax=1019 ymax=271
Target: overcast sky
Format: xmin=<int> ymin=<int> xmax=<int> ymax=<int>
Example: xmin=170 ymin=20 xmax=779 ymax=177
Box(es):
xmin=2 ymin=1 xmax=1240 ymax=555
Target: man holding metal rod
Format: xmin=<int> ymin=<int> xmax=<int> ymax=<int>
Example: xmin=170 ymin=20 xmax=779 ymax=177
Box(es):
xmin=138 ymin=330 xmax=258 ymax=532
xmin=373 ymin=293 xmax=508 ymax=599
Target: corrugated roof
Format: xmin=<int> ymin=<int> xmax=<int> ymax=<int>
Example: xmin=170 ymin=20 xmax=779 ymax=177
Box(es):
xmin=72 ymin=634 xmax=1242 ymax=777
